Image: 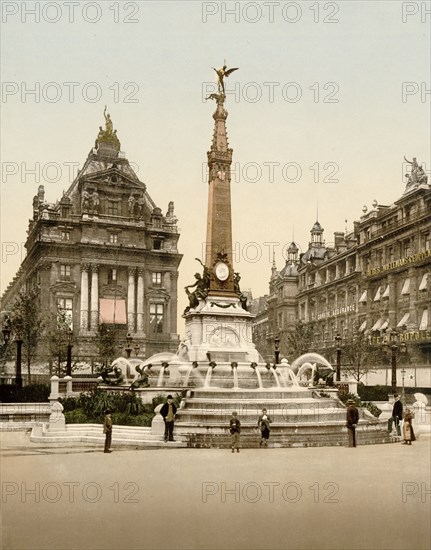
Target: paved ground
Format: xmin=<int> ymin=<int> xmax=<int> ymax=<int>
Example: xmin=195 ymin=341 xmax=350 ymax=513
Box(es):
xmin=1 ymin=431 xmax=430 ymax=550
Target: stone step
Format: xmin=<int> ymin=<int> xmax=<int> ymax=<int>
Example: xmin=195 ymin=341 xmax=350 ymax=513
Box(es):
xmin=30 ymin=425 xmax=188 ymax=447
xmin=176 ymin=411 xmax=348 ymax=423
xmin=182 ymin=398 xmax=341 ymax=411
xmin=181 ymin=429 xmax=395 ymax=448
xmin=189 ymin=389 xmax=314 ymax=400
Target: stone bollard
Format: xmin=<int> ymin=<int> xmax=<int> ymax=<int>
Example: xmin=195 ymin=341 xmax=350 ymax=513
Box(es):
xmin=49 ymin=401 xmax=66 ymax=432
xmin=348 ymin=379 xmax=358 ymax=395
xmin=64 ymin=375 xmax=73 ymax=397
xmin=49 ymin=375 xmax=60 ymax=403
xmin=151 ymin=404 xmax=165 ymax=437
xmin=412 ymin=401 xmax=430 ymax=439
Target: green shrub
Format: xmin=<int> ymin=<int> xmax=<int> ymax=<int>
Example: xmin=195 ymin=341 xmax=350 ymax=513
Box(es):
xmin=59 ymin=396 xmax=80 ymax=412
xmin=357 ymin=384 xmax=389 ymax=401
xmin=111 ymin=412 xmax=153 ymax=427
xmin=0 ymin=384 xmax=50 ymax=403
xmin=64 ymin=409 xmax=93 ymax=423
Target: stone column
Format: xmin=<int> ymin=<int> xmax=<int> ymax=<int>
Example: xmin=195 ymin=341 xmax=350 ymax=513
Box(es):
xmin=137 ymin=269 xmax=145 ymax=333
xmin=387 ymin=273 xmax=397 ymax=329
xmin=408 ymin=267 xmax=417 ymax=330
xmin=127 ymin=267 xmax=136 ymax=332
xmin=90 ymin=265 xmax=99 ymax=333
xmin=170 ymin=272 xmax=178 ymax=334
xmin=80 ymin=264 xmax=89 ymax=333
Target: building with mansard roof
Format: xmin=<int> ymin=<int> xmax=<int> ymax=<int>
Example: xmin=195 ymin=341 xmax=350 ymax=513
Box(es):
xmin=252 ymin=159 xmax=430 ymax=386
xmin=1 ymin=111 xmax=182 ymax=364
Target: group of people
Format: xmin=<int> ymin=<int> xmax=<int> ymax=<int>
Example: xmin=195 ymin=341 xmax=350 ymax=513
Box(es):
xmin=229 ymin=408 xmax=273 ymax=453
xmin=387 ymin=394 xmax=416 ymax=445
xmin=102 ymin=394 xmax=417 ymax=453
xmin=345 ymin=394 xmax=416 ymax=449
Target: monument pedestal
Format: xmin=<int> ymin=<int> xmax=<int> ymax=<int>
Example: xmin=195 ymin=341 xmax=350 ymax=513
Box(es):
xmin=184 ymin=296 xmax=259 ymax=363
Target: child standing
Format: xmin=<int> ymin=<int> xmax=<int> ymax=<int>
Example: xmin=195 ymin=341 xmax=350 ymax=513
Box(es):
xmin=258 ymin=408 xmax=272 ymax=447
xmin=229 ymin=411 xmax=241 ymax=453
xmin=103 ymin=409 xmax=113 ymax=453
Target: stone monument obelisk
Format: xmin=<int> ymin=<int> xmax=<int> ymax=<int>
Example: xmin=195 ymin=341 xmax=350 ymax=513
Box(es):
xmin=183 ymin=65 xmax=259 ymax=363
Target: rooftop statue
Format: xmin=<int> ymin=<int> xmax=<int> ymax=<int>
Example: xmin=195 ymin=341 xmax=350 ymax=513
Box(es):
xmin=404 ymin=156 xmax=428 ymax=185
xmin=212 ymin=63 xmax=239 ymax=96
xmin=95 ymin=106 xmax=121 ymax=150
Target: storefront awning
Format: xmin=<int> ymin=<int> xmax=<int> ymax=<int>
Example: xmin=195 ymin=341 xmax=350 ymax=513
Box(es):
xmin=419 ymin=273 xmax=428 ymax=291
xmin=401 ymin=278 xmax=410 ymax=295
xmin=382 ymin=285 xmax=389 ymax=299
xmin=419 ymin=309 xmax=428 ymax=331
xmin=359 ymin=320 xmax=367 ymax=332
xmin=359 ymin=290 xmax=367 ymax=303
xmin=371 ymin=318 xmax=383 ymax=331
xmin=373 ymin=287 xmax=381 ymax=302
xmin=380 ymin=319 xmax=389 ymax=331
xmin=99 ymin=298 xmax=127 ymax=325
xmin=397 ymin=312 xmax=410 ymax=328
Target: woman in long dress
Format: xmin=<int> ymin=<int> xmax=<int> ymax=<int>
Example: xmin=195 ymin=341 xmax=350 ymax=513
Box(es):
xmin=402 ymin=408 xmax=416 ymax=445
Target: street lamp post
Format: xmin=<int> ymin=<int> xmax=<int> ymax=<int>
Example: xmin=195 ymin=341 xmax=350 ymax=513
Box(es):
xmin=15 ymin=335 xmax=23 ymax=389
xmin=335 ymin=333 xmax=342 ymax=383
xmin=66 ymin=329 xmax=73 ymax=377
xmin=400 ymin=368 xmax=406 ymax=404
xmin=390 ymin=339 xmax=398 ymax=395
xmin=383 ymin=330 xmax=407 ymax=395
xmin=274 ymin=335 xmax=280 ymax=366
xmin=2 ymin=317 xmax=11 ymax=375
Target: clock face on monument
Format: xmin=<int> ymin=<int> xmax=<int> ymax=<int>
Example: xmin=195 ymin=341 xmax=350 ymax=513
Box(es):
xmin=214 ymin=261 xmax=229 ymax=282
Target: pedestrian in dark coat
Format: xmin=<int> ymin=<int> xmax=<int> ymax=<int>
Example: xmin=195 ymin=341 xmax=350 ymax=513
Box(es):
xmin=258 ymin=408 xmax=272 ymax=447
xmin=346 ymin=399 xmax=359 ymax=447
xmin=160 ymin=395 xmax=177 ymax=442
xmin=103 ymin=409 xmax=113 ymax=453
xmin=230 ymin=411 xmax=241 ymax=453
xmin=388 ymin=395 xmax=403 ymax=436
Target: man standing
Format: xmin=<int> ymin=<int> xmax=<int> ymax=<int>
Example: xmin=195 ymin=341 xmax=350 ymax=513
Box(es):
xmin=346 ymin=399 xmax=359 ymax=448
xmin=388 ymin=394 xmax=403 ymax=436
xmin=103 ymin=409 xmax=113 ymax=453
xmin=160 ymin=395 xmax=177 ymax=442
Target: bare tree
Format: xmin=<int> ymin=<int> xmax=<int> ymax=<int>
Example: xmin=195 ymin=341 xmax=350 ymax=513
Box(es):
xmin=10 ymin=288 xmax=44 ymax=383
xmin=342 ymin=331 xmax=379 ymax=382
xmin=287 ymin=321 xmax=316 ymax=359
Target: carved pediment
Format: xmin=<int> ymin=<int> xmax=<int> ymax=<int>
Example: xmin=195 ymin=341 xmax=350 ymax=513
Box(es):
xmin=50 ymin=282 xmax=77 ymax=294
xmin=100 ymin=284 xmax=126 ymax=299
xmin=83 ymin=168 xmax=145 ymax=191
xmin=146 ymin=289 xmax=171 ymax=302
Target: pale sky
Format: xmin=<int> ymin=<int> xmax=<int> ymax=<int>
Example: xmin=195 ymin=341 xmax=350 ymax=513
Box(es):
xmin=1 ymin=0 xmax=430 ymax=334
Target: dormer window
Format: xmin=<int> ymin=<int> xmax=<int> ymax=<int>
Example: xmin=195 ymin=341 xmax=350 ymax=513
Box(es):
xmin=61 ymin=231 xmax=70 ymax=241
xmin=109 ymin=234 xmax=118 ymax=244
